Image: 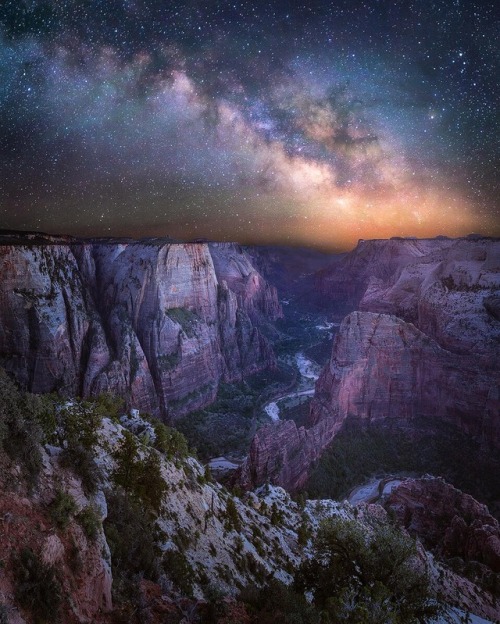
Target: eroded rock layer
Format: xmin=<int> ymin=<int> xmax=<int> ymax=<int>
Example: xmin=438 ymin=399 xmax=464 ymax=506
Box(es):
xmin=241 ymin=237 xmax=500 ymax=491
xmin=0 ymin=235 xmax=281 ymax=419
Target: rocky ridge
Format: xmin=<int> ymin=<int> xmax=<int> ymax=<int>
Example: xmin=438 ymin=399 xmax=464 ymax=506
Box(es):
xmin=0 ymin=403 xmax=497 ymax=623
xmin=0 ymin=234 xmax=281 ymax=419
xmin=385 ymin=476 xmax=500 ymax=575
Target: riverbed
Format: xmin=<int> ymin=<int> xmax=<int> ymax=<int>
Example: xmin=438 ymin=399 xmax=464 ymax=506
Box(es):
xmin=347 ymin=477 xmax=403 ymax=505
xmin=264 ymin=351 xmax=320 ymax=421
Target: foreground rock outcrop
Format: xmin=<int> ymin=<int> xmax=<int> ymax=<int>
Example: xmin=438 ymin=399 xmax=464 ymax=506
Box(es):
xmin=385 ymin=477 xmax=500 ymax=574
xmin=1 ymin=394 xmax=497 ymax=623
xmin=0 ymin=233 xmax=281 ymax=419
xmin=0 ymin=454 xmax=112 ymax=624
xmin=241 ymin=236 xmax=500 ymax=491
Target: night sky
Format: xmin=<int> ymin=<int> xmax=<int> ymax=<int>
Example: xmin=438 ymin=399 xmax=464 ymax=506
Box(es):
xmin=0 ymin=1 xmax=498 ymax=249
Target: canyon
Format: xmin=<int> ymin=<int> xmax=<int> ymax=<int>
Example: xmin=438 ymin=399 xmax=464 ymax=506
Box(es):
xmin=1 ymin=232 xmax=498 ymax=493
xmin=239 ymin=236 xmax=500 ymax=491
xmin=1 ymin=231 xmax=499 ymax=622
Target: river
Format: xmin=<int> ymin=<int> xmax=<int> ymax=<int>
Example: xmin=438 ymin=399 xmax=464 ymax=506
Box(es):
xmin=264 ymin=351 xmax=321 ymax=421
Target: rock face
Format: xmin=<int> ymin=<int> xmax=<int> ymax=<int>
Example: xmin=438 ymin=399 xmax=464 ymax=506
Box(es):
xmin=238 ymin=413 xmax=345 ymax=492
xmin=311 ymin=311 xmax=499 ymax=441
xmin=385 ymin=477 xmax=500 ymax=573
xmin=241 ymin=236 xmax=500 ymax=491
xmin=0 ymin=454 xmax=112 ymax=624
xmin=315 ymin=236 xmax=453 ymax=310
xmin=0 ymin=234 xmax=281 ymax=419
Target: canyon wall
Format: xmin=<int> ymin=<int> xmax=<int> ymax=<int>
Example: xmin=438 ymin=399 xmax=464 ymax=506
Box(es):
xmin=241 ymin=236 xmax=500 ymax=490
xmin=0 ymin=234 xmax=281 ymax=419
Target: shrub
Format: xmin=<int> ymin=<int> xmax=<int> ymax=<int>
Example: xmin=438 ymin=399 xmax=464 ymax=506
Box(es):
xmin=0 ymin=368 xmax=44 ymax=486
xmin=60 ymin=443 xmax=102 ymax=494
xmin=77 ymin=505 xmax=101 ymax=540
xmin=225 ymin=497 xmax=241 ymax=532
xmin=14 ymin=548 xmax=61 ymax=624
xmin=104 ymin=490 xmax=159 ymax=581
xmin=57 ymin=400 xmax=101 ymax=450
xmin=94 ymin=393 xmax=125 ymax=421
xmin=297 ymin=521 xmax=310 ymax=546
xmin=133 ymin=449 xmax=167 ymax=513
xmin=295 ymin=517 xmax=440 ymax=623
xmin=162 ymin=550 xmax=195 ymax=597
xmin=165 ymin=307 xmax=198 ymax=337
xmin=240 ymin=579 xmax=320 ymax=624
xmin=152 ymin=420 xmax=189 ymax=459
xmin=112 ymin=433 xmax=167 ymax=514
xmin=112 ymin=430 xmax=139 ymax=487
xmin=49 ymin=490 xmax=77 ymax=530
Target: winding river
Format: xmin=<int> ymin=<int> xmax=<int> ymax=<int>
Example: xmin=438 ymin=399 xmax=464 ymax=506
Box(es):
xmin=264 ymin=351 xmax=321 ymax=421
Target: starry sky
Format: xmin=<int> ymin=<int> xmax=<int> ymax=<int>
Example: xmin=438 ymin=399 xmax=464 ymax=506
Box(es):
xmin=0 ymin=0 xmax=498 ymax=249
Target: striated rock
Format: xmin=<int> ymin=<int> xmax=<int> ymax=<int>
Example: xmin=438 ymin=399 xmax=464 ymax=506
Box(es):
xmin=311 ymin=311 xmax=498 ymax=440
xmin=316 ymin=236 xmax=500 ymax=362
xmin=0 ymin=235 xmax=281 ymax=419
xmin=241 ymin=237 xmax=500 ymax=491
xmin=210 ymin=243 xmax=283 ymax=321
xmin=238 ymin=415 xmax=345 ymax=492
xmin=241 ymin=309 xmax=500 ymax=491
xmin=0 ymin=244 xmax=94 ymax=394
xmin=385 ymin=477 xmax=500 ymax=573
xmin=315 ymin=236 xmax=453 ymax=310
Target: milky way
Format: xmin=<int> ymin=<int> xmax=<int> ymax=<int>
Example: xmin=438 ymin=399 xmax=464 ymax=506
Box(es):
xmin=0 ymin=1 xmax=498 ymax=249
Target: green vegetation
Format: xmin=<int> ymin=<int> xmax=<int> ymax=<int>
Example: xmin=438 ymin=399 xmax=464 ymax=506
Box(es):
xmin=307 ymin=422 xmax=500 ymax=517
xmin=176 ymin=375 xmax=281 ymax=460
xmin=0 ymin=368 xmax=51 ymax=486
xmin=168 ymin=383 xmax=214 ymax=412
xmin=60 ymin=443 xmax=102 ymax=494
xmin=240 ymin=579 xmax=320 ymax=624
xmin=104 ymin=490 xmax=159 ymax=583
xmin=165 ymin=307 xmax=199 ymax=338
xmin=152 ymin=419 xmax=189 ymax=458
xmin=56 ymin=400 xmax=107 ymax=494
xmin=14 ymin=548 xmax=62 ymax=624
xmin=112 ymin=430 xmax=167 ymax=513
xmin=294 ymin=517 xmax=439 ymax=623
xmin=77 ymin=505 xmax=101 ymax=540
xmin=224 ymin=496 xmax=242 ymax=531
xmin=49 ymin=489 xmax=77 ymax=530
xmin=93 ymin=392 xmax=125 ymax=421
xmin=162 ymin=550 xmax=195 ymax=596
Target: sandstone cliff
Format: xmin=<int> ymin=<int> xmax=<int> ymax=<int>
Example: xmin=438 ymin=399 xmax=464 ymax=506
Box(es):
xmin=241 ymin=237 xmax=500 ymax=491
xmin=0 ymin=235 xmax=281 ymax=419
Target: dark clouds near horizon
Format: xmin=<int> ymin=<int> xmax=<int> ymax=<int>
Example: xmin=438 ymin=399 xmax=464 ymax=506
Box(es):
xmin=0 ymin=0 xmax=498 ymax=248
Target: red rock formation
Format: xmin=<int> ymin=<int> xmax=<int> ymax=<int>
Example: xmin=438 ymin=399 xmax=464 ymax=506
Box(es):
xmin=238 ymin=413 xmax=345 ymax=492
xmin=315 ymin=236 xmax=453 ymax=310
xmin=311 ymin=311 xmax=498 ymax=439
xmin=240 ymin=310 xmax=499 ymax=491
xmin=385 ymin=477 xmax=500 ymax=573
xmin=0 ymin=235 xmax=281 ymax=420
xmin=317 ymin=235 xmax=500 ymax=362
xmin=241 ymin=236 xmax=500 ymax=491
